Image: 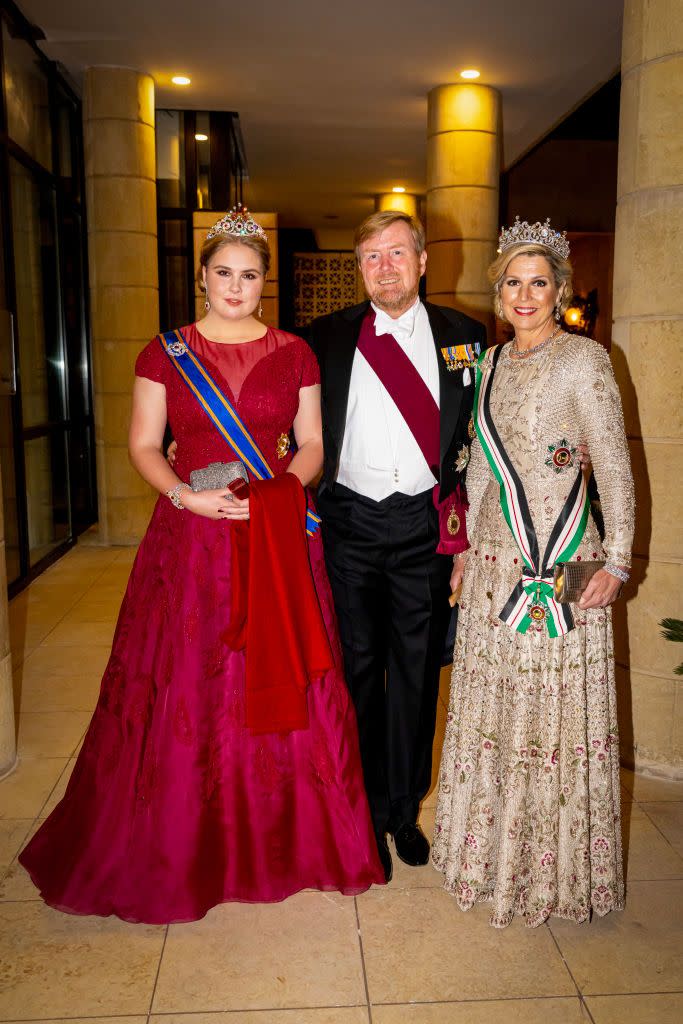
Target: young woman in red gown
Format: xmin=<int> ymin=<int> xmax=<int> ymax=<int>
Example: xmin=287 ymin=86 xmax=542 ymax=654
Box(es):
xmin=19 ymin=209 xmax=384 ymax=923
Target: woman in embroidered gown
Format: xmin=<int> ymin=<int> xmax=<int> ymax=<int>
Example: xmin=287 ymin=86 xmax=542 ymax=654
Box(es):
xmin=432 ymin=219 xmax=635 ymax=927
xmin=19 ymin=208 xmax=384 ymax=922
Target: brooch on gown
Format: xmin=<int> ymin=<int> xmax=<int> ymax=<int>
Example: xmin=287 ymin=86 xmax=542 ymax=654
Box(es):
xmin=167 ymin=340 xmax=188 ymax=357
xmin=275 ymin=432 xmax=291 ymax=459
xmin=440 ymin=342 xmax=480 ymax=372
xmin=454 ymin=444 xmax=470 ymax=472
xmin=545 ymin=438 xmax=576 ymax=473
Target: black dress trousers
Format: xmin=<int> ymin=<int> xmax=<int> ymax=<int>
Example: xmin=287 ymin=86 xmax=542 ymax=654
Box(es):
xmin=317 ymin=482 xmax=452 ymax=837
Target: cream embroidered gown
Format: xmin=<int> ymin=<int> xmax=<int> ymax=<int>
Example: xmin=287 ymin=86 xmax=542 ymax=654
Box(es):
xmin=432 ymin=333 xmax=635 ymax=928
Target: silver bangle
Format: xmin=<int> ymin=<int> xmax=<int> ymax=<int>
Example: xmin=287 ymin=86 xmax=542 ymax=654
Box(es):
xmin=166 ymin=483 xmax=189 ymax=510
xmin=605 ymin=562 xmax=630 ymax=584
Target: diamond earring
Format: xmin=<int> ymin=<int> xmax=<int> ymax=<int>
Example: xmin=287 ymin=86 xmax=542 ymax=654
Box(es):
xmin=204 ymin=299 xmax=210 ymax=312
xmin=258 ymin=302 xmax=263 ymax=318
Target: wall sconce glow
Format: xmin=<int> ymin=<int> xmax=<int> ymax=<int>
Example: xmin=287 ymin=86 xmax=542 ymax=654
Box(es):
xmin=565 ymin=307 xmax=582 ymax=325
xmin=195 ymin=133 xmax=208 ymax=141
xmin=171 ymin=75 xmax=191 ymax=86
xmin=392 ymin=186 xmax=406 ymax=193
xmin=460 ymin=69 xmax=480 ymax=80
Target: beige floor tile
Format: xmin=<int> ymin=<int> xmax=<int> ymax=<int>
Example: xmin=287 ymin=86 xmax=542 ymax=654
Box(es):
xmin=621 ymin=768 xmax=683 ymax=802
xmin=586 ymin=993 xmax=683 ymax=1024
xmin=152 ymin=1011 xmax=369 ymax=1024
xmin=60 ymin=599 xmax=121 ymax=624
xmin=42 ymin=619 xmax=116 ymax=646
xmin=3 ymin=1019 xmax=145 ymax=1024
xmin=0 ymin=758 xmax=68 ymax=819
xmin=0 ymin=820 xmax=33 ymax=875
xmin=9 ymin=645 xmax=36 ymax=671
xmin=372 ymin=998 xmax=589 ymax=1024
xmin=20 ymin=644 xmax=111 ymax=679
xmin=589 ymin=995 xmax=683 ymax=1019
xmin=357 ymin=887 xmax=575 ymax=1004
xmin=624 ymin=811 xmax=683 ymax=880
xmin=549 ymin=880 xmax=683 ymax=994
xmin=16 ymin=711 xmax=91 ymax=758
xmin=113 ymin=546 xmax=140 ymax=564
xmin=641 ymin=801 xmax=683 ymax=856
xmin=0 ymin=901 xmax=165 ymax=1019
xmin=152 ymin=892 xmax=366 ymax=1012
xmin=14 ymin=670 xmax=101 ymax=713
xmin=39 ymin=757 xmax=76 ymax=818
xmin=0 ymin=845 xmax=42 ymax=902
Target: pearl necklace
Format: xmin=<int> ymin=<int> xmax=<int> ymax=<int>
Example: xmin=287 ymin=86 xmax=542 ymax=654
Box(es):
xmin=509 ymin=325 xmax=563 ymax=359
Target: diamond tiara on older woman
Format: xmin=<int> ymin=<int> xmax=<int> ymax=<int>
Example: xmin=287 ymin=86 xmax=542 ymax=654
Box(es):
xmin=497 ymin=216 xmax=570 ymax=260
xmin=206 ymin=205 xmax=268 ymax=241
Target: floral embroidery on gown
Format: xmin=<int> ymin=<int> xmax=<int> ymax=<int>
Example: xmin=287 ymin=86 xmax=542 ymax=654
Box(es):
xmin=19 ymin=323 xmax=384 ymax=923
xmin=432 ymin=333 xmax=634 ymax=927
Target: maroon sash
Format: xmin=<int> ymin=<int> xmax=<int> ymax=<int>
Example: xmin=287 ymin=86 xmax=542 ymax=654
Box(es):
xmin=356 ymin=310 xmax=469 ymax=555
xmin=356 ymin=311 xmax=440 ymax=476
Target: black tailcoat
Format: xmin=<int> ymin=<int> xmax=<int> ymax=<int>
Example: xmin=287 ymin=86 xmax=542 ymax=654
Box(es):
xmin=304 ymin=299 xmax=488 ymax=836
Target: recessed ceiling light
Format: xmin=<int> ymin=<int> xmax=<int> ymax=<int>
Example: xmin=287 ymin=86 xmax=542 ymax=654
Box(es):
xmin=392 ymin=186 xmax=406 ymax=193
xmin=195 ymin=133 xmax=208 ymax=141
xmin=171 ymin=75 xmax=191 ymax=86
xmin=460 ymin=69 xmax=480 ymax=80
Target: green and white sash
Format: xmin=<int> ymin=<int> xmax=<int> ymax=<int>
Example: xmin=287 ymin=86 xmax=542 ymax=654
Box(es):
xmin=473 ymin=345 xmax=590 ymax=636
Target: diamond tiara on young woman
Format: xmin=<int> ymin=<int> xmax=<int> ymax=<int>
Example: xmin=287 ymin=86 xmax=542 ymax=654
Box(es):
xmin=206 ymin=205 xmax=268 ymax=241
xmin=497 ymin=216 xmax=570 ymax=260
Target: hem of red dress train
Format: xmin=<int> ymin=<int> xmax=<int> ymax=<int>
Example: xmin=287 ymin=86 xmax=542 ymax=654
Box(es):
xmin=19 ymin=861 xmax=386 ymax=925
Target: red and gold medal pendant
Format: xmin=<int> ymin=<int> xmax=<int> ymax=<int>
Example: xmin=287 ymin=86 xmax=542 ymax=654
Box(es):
xmin=275 ymin=432 xmax=291 ymax=459
xmin=545 ymin=438 xmax=576 ymax=474
xmin=447 ymin=506 xmax=461 ymax=536
xmin=529 ymin=603 xmax=547 ymax=623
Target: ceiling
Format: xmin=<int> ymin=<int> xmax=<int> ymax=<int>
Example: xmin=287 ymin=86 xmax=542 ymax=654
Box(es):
xmin=21 ymin=0 xmax=623 ymax=230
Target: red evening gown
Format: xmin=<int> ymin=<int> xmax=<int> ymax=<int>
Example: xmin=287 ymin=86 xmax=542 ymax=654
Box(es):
xmin=19 ymin=323 xmax=384 ymax=923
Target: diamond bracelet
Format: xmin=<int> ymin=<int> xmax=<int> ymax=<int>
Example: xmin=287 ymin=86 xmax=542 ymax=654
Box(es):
xmin=605 ymin=563 xmax=630 ymax=584
xmin=166 ymin=483 xmax=190 ymax=510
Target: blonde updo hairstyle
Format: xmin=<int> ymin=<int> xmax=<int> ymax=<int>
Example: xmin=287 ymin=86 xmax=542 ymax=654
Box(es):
xmin=488 ymin=243 xmax=573 ymax=322
xmin=196 ymin=233 xmax=271 ymax=293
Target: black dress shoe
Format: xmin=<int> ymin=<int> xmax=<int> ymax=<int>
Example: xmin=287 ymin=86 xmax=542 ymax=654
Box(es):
xmin=375 ymin=833 xmax=393 ymax=882
xmin=393 ymin=823 xmax=430 ymax=866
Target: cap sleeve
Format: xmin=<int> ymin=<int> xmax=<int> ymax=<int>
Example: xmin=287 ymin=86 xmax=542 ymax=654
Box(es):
xmin=135 ymin=338 xmax=167 ymax=384
xmin=299 ymin=337 xmax=320 ymax=388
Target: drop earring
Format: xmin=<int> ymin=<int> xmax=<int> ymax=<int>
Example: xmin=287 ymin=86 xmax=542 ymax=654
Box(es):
xmin=258 ymin=301 xmax=263 ymax=318
xmin=204 ymin=295 xmax=210 ymax=312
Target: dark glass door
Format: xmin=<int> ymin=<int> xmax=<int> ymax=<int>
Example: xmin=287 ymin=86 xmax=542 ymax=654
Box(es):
xmin=0 ymin=8 xmax=96 ymax=593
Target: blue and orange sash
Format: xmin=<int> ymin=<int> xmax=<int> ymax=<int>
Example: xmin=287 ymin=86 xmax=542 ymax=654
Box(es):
xmin=158 ymin=328 xmax=321 ymax=537
xmin=473 ymin=345 xmax=589 ymax=637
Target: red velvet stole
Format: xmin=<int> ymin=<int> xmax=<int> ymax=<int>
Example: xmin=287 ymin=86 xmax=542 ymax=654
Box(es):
xmin=356 ymin=311 xmax=469 ymax=555
xmin=224 ymin=474 xmax=333 ymax=734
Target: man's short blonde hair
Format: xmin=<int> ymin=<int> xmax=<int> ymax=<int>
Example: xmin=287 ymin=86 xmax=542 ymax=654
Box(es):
xmin=354 ymin=210 xmax=425 ymax=261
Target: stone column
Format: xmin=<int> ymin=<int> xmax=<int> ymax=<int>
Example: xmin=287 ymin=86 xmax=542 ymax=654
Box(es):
xmin=0 ymin=465 xmax=16 ymax=779
xmin=611 ymin=0 xmax=683 ymax=775
xmin=83 ymin=68 xmax=159 ymax=544
xmin=375 ymin=193 xmax=419 ymax=219
xmin=426 ymin=83 xmax=501 ymax=324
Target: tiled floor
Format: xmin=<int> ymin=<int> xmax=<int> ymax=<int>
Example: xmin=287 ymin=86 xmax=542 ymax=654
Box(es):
xmin=2 ymin=544 xmax=683 ymax=1023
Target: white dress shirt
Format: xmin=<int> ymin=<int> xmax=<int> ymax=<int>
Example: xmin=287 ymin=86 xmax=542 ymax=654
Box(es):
xmin=337 ymin=298 xmax=440 ymax=501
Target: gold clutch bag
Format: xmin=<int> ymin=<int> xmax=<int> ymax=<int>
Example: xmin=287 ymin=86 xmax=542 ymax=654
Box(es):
xmin=553 ymin=560 xmax=605 ymax=603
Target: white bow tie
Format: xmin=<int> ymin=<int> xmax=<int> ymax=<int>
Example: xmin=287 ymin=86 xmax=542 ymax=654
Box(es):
xmin=373 ymin=304 xmax=418 ymax=344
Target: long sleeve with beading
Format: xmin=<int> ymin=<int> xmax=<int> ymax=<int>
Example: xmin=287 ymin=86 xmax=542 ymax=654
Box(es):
xmin=573 ymin=339 xmax=635 ymax=568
